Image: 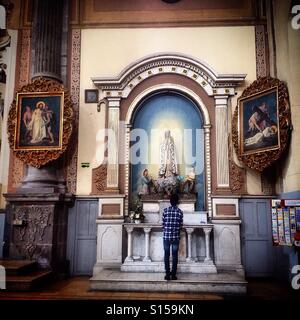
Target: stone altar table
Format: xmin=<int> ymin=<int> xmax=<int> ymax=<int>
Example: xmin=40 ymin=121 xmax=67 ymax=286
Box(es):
xmin=121 ymin=223 xmax=217 ymax=273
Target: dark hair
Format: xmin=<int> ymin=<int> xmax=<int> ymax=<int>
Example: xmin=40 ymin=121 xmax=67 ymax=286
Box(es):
xmin=170 ymin=193 xmax=179 ymax=206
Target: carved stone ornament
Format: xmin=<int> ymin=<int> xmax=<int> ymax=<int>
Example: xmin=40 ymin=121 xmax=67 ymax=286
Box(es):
xmin=92 ymin=163 xmax=107 ymax=194
xmin=232 ymin=77 xmax=291 ymax=171
xmin=7 ymin=77 xmax=74 ymax=168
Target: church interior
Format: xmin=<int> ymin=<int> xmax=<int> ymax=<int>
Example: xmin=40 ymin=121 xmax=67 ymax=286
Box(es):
xmin=0 ymin=0 xmax=299 ymax=301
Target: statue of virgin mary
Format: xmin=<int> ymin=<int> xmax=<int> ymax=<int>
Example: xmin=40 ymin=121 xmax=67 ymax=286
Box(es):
xmin=158 ymin=130 xmax=178 ymax=177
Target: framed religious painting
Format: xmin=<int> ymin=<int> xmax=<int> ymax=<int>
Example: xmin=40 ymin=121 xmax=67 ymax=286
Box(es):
xmin=239 ymin=86 xmax=279 ymax=156
xmin=85 ymin=89 xmax=98 ymax=103
xmin=14 ymin=92 xmax=64 ymax=150
xmin=232 ymin=77 xmax=291 ymax=172
xmin=7 ymin=77 xmax=74 ymax=168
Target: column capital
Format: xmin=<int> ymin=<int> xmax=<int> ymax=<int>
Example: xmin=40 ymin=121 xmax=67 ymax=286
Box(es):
xmin=143 ymin=227 xmax=152 ymax=233
xmin=185 ymin=227 xmax=195 ymax=234
xmin=107 ymin=97 xmax=121 ymax=108
xmin=203 ymin=227 xmax=213 ymax=234
xmin=125 ymin=225 xmax=134 ymax=233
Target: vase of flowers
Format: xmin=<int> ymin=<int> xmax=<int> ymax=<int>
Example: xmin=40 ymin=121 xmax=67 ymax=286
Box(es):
xmin=129 ymin=198 xmax=145 ymax=223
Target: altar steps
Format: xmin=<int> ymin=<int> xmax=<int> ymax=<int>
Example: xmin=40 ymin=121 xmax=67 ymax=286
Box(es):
xmin=90 ymin=269 xmax=247 ymax=294
xmin=0 ymin=259 xmax=52 ymax=291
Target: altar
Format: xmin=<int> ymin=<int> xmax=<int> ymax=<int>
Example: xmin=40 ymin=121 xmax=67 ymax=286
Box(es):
xmin=120 ymin=198 xmax=216 ymax=273
xmin=89 ymin=54 xmax=246 ymax=293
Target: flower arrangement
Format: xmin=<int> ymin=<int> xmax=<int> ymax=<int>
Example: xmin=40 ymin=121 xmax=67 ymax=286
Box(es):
xmin=129 ymin=198 xmax=145 ymax=223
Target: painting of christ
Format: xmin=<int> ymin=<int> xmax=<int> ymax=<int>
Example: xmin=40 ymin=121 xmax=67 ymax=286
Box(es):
xmin=14 ymin=92 xmax=64 ymax=150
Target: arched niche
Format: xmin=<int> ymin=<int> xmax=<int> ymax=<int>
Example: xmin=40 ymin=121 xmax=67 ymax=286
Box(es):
xmin=92 ymin=53 xmax=246 ymax=216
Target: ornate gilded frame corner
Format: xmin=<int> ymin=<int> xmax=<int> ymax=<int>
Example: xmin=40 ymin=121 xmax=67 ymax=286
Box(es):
xmin=7 ymin=77 xmax=74 ymax=168
xmin=232 ymin=77 xmax=291 ymax=172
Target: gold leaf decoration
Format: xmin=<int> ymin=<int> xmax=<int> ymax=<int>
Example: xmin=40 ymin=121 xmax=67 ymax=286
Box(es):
xmin=232 ymin=77 xmax=291 ymax=172
xmin=7 ymin=77 xmax=74 ymax=168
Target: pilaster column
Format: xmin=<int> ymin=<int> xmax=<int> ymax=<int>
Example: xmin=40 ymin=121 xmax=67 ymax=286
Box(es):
xmin=185 ymin=227 xmax=195 ymax=262
xmin=106 ymin=98 xmax=121 ymax=191
xmin=203 ymin=125 xmax=212 ymax=217
xmin=124 ymin=124 xmax=131 ymax=213
xmin=125 ymin=225 xmax=134 ymax=262
xmin=143 ymin=227 xmax=152 ymax=262
xmin=31 ymin=0 xmax=64 ymax=81
xmin=215 ymin=96 xmax=230 ymax=188
xmin=204 ymin=227 xmax=213 ymax=262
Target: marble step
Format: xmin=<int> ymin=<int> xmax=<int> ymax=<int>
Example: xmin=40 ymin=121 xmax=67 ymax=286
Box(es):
xmin=90 ymin=269 xmax=247 ymax=294
xmin=0 ymin=259 xmax=37 ymax=276
xmin=6 ymin=270 xmax=53 ymax=291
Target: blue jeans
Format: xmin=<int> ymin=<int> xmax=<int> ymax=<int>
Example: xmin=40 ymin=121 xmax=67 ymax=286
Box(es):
xmin=163 ymin=239 xmax=179 ymax=275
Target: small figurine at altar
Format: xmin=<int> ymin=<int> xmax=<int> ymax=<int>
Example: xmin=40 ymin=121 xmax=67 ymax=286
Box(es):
xmin=138 ymin=169 xmax=157 ymax=195
xmin=182 ymin=167 xmax=196 ymax=193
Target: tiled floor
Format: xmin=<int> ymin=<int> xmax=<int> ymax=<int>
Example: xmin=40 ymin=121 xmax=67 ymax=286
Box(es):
xmin=0 ymin=276 xmax=299 ymax=300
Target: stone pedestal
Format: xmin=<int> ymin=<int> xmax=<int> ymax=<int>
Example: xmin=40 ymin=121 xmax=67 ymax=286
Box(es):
xmin=142 ymin=198 xmax=200 ymax=224
xmin=4 ymin=193 xmax=74 ymax=275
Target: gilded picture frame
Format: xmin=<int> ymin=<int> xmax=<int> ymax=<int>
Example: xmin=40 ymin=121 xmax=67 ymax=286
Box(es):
xmin=14 ymin=92 xmax=64 ymax=151
xmin=7 ymin=77 xmax=74 ymax=168
xmin=239 ymin=86 xmax=280 ymax=156
xmin=232 ymin=77 xmax=291 ymax=172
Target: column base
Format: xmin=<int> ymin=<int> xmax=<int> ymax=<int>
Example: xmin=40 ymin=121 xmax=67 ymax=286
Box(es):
xmin=143 ymin=257 xmax=152 ymax=262
xmin=125 ymin=257 xmax=134 ymax=263
xmin=121 ymin=261 xmax=217 ymax=273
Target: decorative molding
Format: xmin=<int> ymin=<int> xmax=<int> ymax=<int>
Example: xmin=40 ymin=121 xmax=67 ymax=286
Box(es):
xmin=93 ymin=54 xmax=246 ymax=216
xmin=125 ymin=83 xmax=211 ymax=126
xmin=91 ymin=164 xmax=107 ymax=194
xmin=79 ymin=0 xmax=261 ymax=28
xmin=92 ymin=53 xmax=246 ymax=99
xmin=232 ymin=77 xmax=291 ymax=172
xmin=64 ymin=29 xmax=81 ymax=194
xmin=229 ymin=160 xmax=246 ymax=193
xmin=228 ymin=136 xmax=246 ymax=194
xmin=8 ymin=29 xmax=31 ymax=191
xmin=12 ymin=205 xmax=53 ymax=260
xmin=255 ymin=24 xmax=269 ymax=78
xmin=123 ymin=83 xmax=213 ymax=216
xmin=7 ymin=77 xmax=74 ymax=168
xmin=98 ymin=197 xmax=124 ymax=218
xmin=11 ymin=157 xmax=24 ymax=190
xmin=212 ymin=197 xmax=239 ymax=219
xmin=260 ymin=165 xmax=276 ymax=195
xmin=16 ymin=28 xmax=31 ymax=90
xmin=215 ymin=204 xmax=236 ymax=216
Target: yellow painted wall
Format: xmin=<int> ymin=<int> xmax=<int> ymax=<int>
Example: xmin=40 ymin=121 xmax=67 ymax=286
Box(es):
xmin=77 ymin=26 xmax=257 ymax=195
xmin=273 ymin=0 xmax=300 ymax=193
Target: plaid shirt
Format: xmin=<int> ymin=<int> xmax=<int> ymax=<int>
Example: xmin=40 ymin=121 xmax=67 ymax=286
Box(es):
xmin=162 ymin=206 xmax=183 ymax=241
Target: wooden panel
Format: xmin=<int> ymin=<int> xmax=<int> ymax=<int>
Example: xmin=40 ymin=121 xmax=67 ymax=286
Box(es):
xmin=67 ymin=199 xmax=98 ymax=275
xmin=80 ymin=0 xmax=260 ymax=27
xmin=102 ymin=204 xmax=120 ymax=216
xmin=74 ymin=239 xmax=97 ymax=275
xmin=0 ymin=213 xmax=5 ymax=258
xmin=240 ymin=199 xmax=274 ymax=277
xmin=215 ymin=204 xmax=236 ymax=216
